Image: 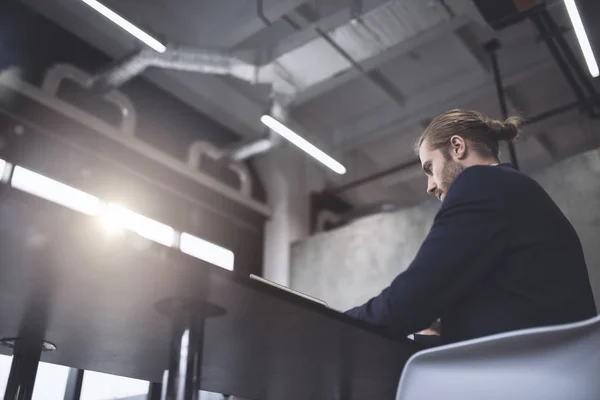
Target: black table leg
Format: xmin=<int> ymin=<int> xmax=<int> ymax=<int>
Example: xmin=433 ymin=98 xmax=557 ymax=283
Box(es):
xmin=63 ymin=369 xmax=84 ymax=400
xmin=147 ymin=381 xmax=163 ymax=400
xmin=156 ymin=298 xmax=225 ymax=400
xmin=4 ymin=340 xmax=43 ymax=400
xmin=165 ymin=315 xmax=203 ymax=400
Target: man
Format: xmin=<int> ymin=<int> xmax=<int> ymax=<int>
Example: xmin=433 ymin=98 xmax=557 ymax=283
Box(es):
xmin=410 ymin=320 xmax=442 ymax=348
xmin=345 ymin=109 xmax=597 ymax=344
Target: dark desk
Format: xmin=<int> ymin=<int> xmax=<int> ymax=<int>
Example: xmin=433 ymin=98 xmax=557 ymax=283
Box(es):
xmin=0 ymin=191 xmax=420 ymax=399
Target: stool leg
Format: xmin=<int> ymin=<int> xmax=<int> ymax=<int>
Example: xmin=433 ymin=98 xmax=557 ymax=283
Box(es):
xmin=156 ymin=298 xmax=224 ymax=400
xmin=147 ymin=381 xmax=163 ymax=400
xmin=164 ymin=314 xmax=203 ymax=400
xmin=4 ymin=341 xmax=42 ymax=400
xmin=63 ymin=369 xmax=84 ymax=400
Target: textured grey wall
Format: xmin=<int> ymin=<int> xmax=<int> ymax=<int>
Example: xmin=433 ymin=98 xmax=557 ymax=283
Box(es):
xmin=290 ymin=149 xmax=600 ymax=312
xmin=534 ymin=149 xmax=600 ymax=310
xmin=290 ymin=200 xmax=439 ymax=311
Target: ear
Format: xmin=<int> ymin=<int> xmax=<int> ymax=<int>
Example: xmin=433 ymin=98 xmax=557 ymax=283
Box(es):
xmin=449 ymin=135 xmax=467 ymax=160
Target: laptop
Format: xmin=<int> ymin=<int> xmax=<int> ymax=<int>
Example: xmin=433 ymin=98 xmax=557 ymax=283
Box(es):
xmin=249 ymin=274 xmax=328 ymax=307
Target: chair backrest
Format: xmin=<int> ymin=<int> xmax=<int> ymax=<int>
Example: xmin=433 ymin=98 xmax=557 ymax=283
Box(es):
xmin=396 ymin=314 xmax=600 ymax=400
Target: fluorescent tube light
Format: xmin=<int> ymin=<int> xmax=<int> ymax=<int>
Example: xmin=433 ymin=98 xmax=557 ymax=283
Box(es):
xmin=260 ymin=115 xmax=347 ymax=174
xmin=79 ymin=0 xmax=167 ymax=53
xmin=564 ymin=0 xmax=599 ymax=78
xmin=180 ymin=233 xmax=235 ymax=270
xmin=100 ymin=203 xmax=177 ymax=247
xmin=11 ymin=166 xmax=103 ymax=216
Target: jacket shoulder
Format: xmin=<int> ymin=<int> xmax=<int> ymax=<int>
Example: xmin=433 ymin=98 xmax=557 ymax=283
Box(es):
xmin=446 ymin=165 xmax=508 ymax=198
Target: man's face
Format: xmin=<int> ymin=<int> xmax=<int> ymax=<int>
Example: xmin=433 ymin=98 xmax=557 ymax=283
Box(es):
xmin=418 ymin=141 xmax=464 ymax=201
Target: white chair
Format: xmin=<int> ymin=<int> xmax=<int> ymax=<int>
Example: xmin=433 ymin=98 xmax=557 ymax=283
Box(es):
xmin=396 ymin=314 xmax=600 ymax=400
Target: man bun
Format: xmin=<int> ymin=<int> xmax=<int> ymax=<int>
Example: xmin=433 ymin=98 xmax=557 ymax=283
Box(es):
xmin=417 ymin=109 xmax=521 ymax=159
xmin=486 ymin=116 xmax=521 ymax=142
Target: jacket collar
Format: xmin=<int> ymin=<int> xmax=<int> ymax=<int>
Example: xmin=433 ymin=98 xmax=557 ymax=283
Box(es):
xmin=498 ymin=163 xmax=515 ymax=170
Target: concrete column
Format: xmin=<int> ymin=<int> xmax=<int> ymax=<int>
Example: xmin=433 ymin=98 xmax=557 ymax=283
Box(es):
xmin=255 ymin=144 xmax=325 ymax=285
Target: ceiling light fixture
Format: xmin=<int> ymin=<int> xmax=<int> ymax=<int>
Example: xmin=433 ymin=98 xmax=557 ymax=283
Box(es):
xmin=78 ymin=0 xmax=167 ymax=53
xmin=11 ymin=166 xmax=103 ymax=216
xmin=260 ymin=115 xmax=347 ymax=174
xmin=563 ymin=0 xmax=599 ymax=78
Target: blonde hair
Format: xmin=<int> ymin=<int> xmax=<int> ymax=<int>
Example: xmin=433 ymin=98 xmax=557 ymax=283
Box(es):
xmin=415 ymin=109 xmax=521 ymax=159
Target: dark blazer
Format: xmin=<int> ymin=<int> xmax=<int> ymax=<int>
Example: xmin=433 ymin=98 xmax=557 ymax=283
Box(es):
xmin=346 ymin=164 xmax=597 ymax=344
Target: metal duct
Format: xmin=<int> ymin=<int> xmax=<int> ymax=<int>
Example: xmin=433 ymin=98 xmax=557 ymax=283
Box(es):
xmin=43 ymin=64 xmax=137 ymax=136
xmin=229 ymin=100 xmax=286 ymax=161
xmin=87 ymin=47 xmax=276 ymax=93
xmin=229 ymin=138 xmax=275 ymax=162
xmin=187 ymin=141 xmax=252 ymax=197
xmin=88 ymin=1 xmax=465 ymax=98
xmin=85 ymin=45 xmax=290 ymax=161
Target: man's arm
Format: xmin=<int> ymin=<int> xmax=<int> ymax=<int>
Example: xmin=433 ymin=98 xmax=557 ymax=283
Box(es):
xmin=345 ymin=167 xmax=509 ymax=338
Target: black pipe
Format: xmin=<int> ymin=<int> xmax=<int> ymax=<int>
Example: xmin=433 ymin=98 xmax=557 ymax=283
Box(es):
xmin=257 ymin=0 xmax=273 ymax=27
xmin=484 ymin=39 xmax=520 ymax=170
xmin=324 ymin=100 xmax=582 ymax=196
xmin=325 ymin=158 xmax=421 ymax=196
xmin=530 ymin=13 xmax=588 ymax=106
xmin=540 ymin=9 xmax=598 ymax=101
xmin=438 ymin=0 xmax=456 ymax=19
xmin=522 ymin=100 xmax=581 ymax=125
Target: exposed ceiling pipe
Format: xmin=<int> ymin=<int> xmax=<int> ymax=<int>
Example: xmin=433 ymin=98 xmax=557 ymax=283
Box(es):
xmin=86 ymin=1 xmax=383 ymax=167
xmin=229 ymin=100 xmax=285 ymax=161
xmin=257 ymin=0 xmax=273 ymax=27
xmin=188 ymin=100 xmax=285 ymax=182
xmin=84 ymin=44 xmax=289 ymax=162
xmin=229 ymin=138 xmax=274 ymax=161
xmin=187 ymin=141 xmax=252 ymax=197
xmin=437 ymin=0 xmax=457 ymax=19
xmin=43 ymin=63 xmax=284 ymax=163
xmin=325 ymin=99 xmax=589 ymax=196
xmin=86 ymin=46 xmax=276 ymax=93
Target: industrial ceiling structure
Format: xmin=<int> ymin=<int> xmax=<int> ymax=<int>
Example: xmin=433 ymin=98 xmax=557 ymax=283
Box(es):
xmin=23 ymin=0 xmax=600 ymax=207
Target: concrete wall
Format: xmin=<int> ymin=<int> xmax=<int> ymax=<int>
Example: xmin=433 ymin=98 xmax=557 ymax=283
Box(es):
xmin=255 ymin=145 xmax=327 ymax=286
xmin=290 ymin=148 xmax=600 ymax=312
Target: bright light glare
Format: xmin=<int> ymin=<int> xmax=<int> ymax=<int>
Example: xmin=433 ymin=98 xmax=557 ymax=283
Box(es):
xmin=179 ymin=233 xmax=234 ymax=270
xmin=260 ymin=115 xmax=347 ymax=175
xmin=100 ymin=206 xmax=126 ymax=235
xmin=0 ymin=158 xmax=7 ymax=181
xmin=79 ymin=0 xmax=167 ymax=53
xmin=564 ymin=0 xmax=599 ymax=78
xmin=11 ymin=166 xmax=103 ymax=216
xmin=100 ymin=203 xmax=176 ymax=247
